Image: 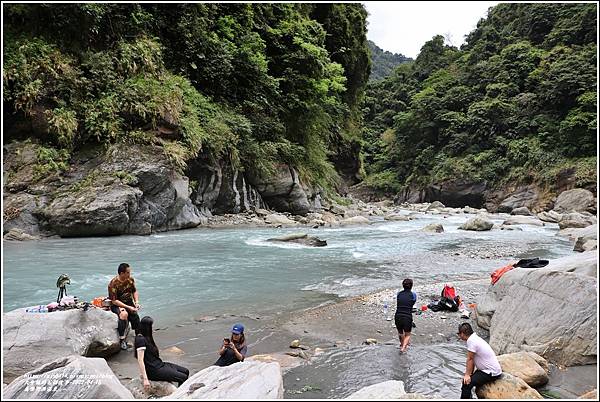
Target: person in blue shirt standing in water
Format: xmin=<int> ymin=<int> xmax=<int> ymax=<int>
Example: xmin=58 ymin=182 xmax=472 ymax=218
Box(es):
xmin=395 ymin=278 xmax=417 ymax=352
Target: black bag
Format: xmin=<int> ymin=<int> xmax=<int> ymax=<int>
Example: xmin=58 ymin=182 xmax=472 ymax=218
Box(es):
xmin=514 ymin=258 xmax=549 ymax=268
xmin=439 ymin=296 xmax=459 ymax=312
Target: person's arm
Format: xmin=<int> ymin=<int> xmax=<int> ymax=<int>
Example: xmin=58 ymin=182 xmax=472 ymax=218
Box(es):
xmin=463 ymin=351 xmax=475 ymax=384
xmin=133 ymin=290 xmax=140 ymax=308
xmin=136 ymin=348 xmax=151 ymax=389
xmin=219 ymin=340 xmax=228 ymax=356
xmin=230 ymin=343 xmax=245 ymax=361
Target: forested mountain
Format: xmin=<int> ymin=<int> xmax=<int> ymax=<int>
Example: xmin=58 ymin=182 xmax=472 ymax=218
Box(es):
xmin=3 ymin=3 xmax=370 ymax=191
xmin=362 ymin=3 xmax=597 ymax=196
xmin=367 ymin=40 xmax=412 ymax=81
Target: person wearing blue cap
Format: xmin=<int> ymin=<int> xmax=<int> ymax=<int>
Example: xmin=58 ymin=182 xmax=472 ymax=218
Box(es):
xmin=214 ymin=323 xmax=247 ymax=367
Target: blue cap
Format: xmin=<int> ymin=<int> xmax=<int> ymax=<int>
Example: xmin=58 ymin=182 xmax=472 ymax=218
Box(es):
xmin=232 ymin=323 xmax=244 ymax=334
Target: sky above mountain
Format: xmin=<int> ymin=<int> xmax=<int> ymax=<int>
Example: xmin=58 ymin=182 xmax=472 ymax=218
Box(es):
xmin=365 ymin=1 xmax=499 ymax=58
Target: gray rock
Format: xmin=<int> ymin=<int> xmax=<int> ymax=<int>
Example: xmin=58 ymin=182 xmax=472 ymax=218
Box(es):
xmin=3 ymin=228 xmax=39 ymax=241
xmin=127 ymin=378 xmax=177 ymax=399
xmin=558 ymin=224 xmax=597 ymax=241
xmin=553 ymin=188 xmax=597 ymax=214
xmin=246 ymin=165 xmax=313 ymax=215
xmin=422 ymin=223 xmax=444 ymax=233
xmin=339 ymin=216 xmax=370 ymax=226
xmin=502 ymin=216 xmax=545 ymax=226
xmin=498 ymin=185 xmax=540 ymax=213
xmin=3 ymin=308 xmax=121 ymax=379
xmin=346 ymin=380 xmax=408 ymax=399
xmin=426 ymin=201 xmax=445 ymax=210
xmin=574 ymin=238 xmax=597 ymax=252
xmin=497 ymin=351 xmax=549 ymax=387
xmin=3 ymin=355 xmax=134 ymax=399
xmin=384 ymin=214 xmax=411 ymax=221
xmin=40 ymin=145 xmax=205 ymax=237
xmin=458 ymin=217 xmax=494 ymax=231
xmin=475 ymin=372 xmax=542 ymax=399
xmin=267 ymin=233 xmax=326 ymax=247
xmin=511 ymin=207 xmax=533 ymax=216
xmin=477 ymin=251 xmax=597 ymax=367
xmin=558 ymin=212 xmax=596 ymax=229
xmin=169 ymin=360 xmax=283 ymax=399
xmin=537 ymin=210 xmax=562 ymax=223
xmin=264 ymin=214 xmax=297 ymax=226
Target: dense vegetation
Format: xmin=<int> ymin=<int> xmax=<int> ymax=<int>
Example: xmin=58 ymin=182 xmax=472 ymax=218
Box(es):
xmin=3 ymin=3 xmax=370 ymax=191
xmin=362 ymin=3 xmax=597 ymax=194
xmin=3 ymin=3 xmax=597 ymax=202
xmin=367 ymin=40 xmax=412 ymax=81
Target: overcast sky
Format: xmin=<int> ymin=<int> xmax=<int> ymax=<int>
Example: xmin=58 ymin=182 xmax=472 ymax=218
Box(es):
xmin=364 ymin=1 xmax=500 ymax=59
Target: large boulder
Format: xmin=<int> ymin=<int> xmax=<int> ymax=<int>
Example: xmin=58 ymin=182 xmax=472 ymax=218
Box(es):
xmin=267 ymin=233 xmax=327 ymax=247
xmin=497 ymin=351 xmax=549 ymax=387
xmin=501 ymin=216 xmax=545 ymax=226
xmin=511 ymin=207 xmax=533 ymax=216
xmin=579 ymin=389 xmax=598 ymax=399
xmin=475 ymin=373 xmax=542 ymax=399
xmin=127 ymin=378 xmax=177 ymax=399
xmin=477 ymin=251 xmax=597 ymax=367
xmin=339 ymin=216 xmax=371 ymax=226
xmin=458 ymin=216 xmax=494 ymax=231
xmin=537 ymin=210 xmax=562 ymax=223
xmin=422 ymin=223 xmax=444 ymax=233
xmin=558 ymin=224 xmax=598 ymax=242
xmin=558 ymin=212 xmax=596 ymax=229
xmin=246 ymin=164 xmax=316 ymax=216
xmin=3 ymin=228 xmax=40 ymax=241
xmin=3 ymin=308 xmax=121 ymax=379
xmin=498 ymin=185 xmax=540 ymax=213
xmin=40 ymin=144 xmax=205 ymax=236
xmin=169 ymin=360 xmax=283 ymax=399
xmin=264 ymin=213 xmax=298 ymax=226
xmin=384 ymin=214 xmax=411 ymax=221
xmin=346 ymin=380 xmax=407 ymax=399
xmin=553 ymin=188 xmax=597 ymax=214
xmin=426 ymin=201 xmax=445 ymax=211
xmin=3 ymin=355 xmax=134 ymax=399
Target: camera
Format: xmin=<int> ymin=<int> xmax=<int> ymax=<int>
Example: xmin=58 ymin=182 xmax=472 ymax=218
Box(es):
xmin=224 ymin=338 xmax=230 ymax=343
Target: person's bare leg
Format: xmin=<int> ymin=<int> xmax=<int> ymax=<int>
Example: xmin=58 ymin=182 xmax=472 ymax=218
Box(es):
xmin=401 ymin=332 xmax=411 ymax=352
xmin=398 ymin=330 xmax=404 ymax=349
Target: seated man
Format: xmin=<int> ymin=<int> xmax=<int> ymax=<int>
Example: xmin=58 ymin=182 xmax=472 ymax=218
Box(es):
xmin=457 ymin=323 xmax=502 ymax=399
xmin=108 ymin=263 xmax=141 ymax=350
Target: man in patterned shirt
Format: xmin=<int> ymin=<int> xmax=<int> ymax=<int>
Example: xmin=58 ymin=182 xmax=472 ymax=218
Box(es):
xmin=108 ymin=263 xmax=141 ymax=350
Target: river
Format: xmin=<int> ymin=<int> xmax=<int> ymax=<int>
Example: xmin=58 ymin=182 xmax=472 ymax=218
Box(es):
xmin=3 ymin=211 xmax=573 ymax=326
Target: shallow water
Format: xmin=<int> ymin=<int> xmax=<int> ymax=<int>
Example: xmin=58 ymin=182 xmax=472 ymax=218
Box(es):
xmin=3 ymin=212 xmax=573 ymax=327
xmin=283 ymin=342 xmax=468 ymax=398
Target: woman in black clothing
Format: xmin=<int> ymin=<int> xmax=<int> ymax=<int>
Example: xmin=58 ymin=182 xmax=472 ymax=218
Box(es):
xmin=135 ymin=316 xmax=189 ymax=389
xmin=215 ymin=323 xmax=247 ymax=367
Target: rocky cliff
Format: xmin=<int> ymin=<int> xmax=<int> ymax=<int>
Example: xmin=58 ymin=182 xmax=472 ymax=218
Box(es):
xmin=2 ymin=141 xmax=324 ymax=238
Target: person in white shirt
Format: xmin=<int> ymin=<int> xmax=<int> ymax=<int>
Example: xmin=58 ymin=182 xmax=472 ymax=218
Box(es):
xmin=457 ymin=323 xmax=502 ymax=399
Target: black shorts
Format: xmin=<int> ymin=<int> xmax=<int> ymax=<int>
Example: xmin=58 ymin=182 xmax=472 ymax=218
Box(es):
xmin=111 ymin=304 xmax=140 ymax=330
xmin=395 ymin=314 xmax=413 ymax=333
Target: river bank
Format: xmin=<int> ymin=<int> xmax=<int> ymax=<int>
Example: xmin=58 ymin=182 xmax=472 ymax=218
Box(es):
xmin=103 ymin=276 xmax=597 ymax=399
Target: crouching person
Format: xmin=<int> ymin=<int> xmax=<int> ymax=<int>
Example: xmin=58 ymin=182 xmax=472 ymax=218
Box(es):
xmin=457 ymin=323 xmax=502 ymax=399
xmin=135 ymin=316 xmax=189 ymax=389
xmin=215 ymin=323 xmax=247 ymax=367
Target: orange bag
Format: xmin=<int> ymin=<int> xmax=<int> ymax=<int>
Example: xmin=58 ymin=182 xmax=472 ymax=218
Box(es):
xmin=92 ymin=297 xmax=104 ymax=307
xmin=491 ymin=264 xmax=515 ymax=285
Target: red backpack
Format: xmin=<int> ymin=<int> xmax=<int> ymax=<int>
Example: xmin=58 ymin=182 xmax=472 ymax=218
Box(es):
xmin=442 ymin=284 xmax=456 ymax=299
xmin=491 ymin=264 xmax=515 ymax=285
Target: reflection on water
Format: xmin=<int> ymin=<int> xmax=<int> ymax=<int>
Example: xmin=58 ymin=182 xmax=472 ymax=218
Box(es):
xmin=284 ymin=343 xmax=467 ymax=398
